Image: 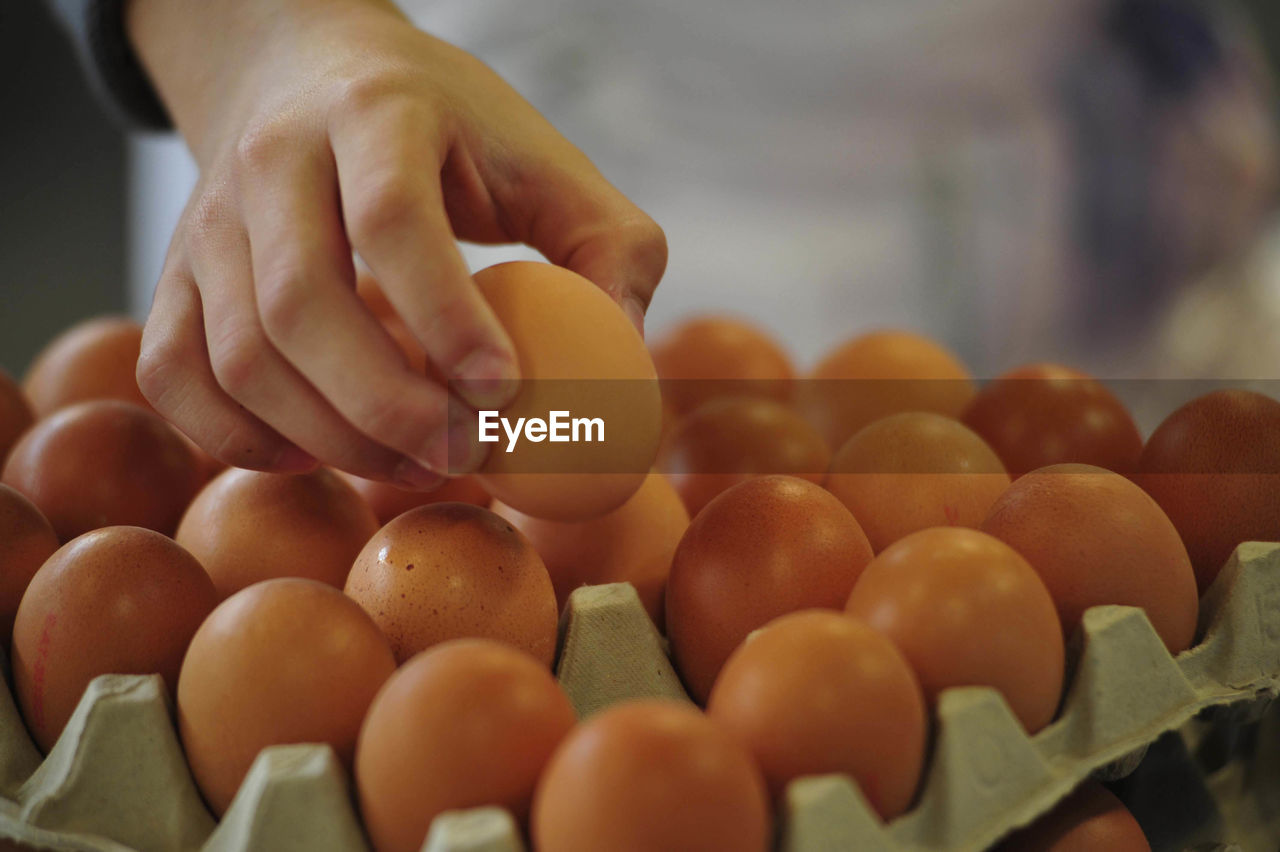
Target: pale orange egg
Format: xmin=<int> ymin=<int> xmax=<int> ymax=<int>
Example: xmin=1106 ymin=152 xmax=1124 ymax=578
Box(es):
xmin=825 ymin=412 xmax=1010 ymax=552
xmin=22 ymin=317 xmax=150 ymax=417
xmin=707 ymin=610 xmax=927 ymax=818
xmin=845 ymin=527 xmax=1065 ymax=733
xmin=175 ymin=468 xmax=379 ymax=599
xmin=356 ymin=640 xmax=576 ymax=852
xmin=800 ymin=330 xmax=975 ymax=451
xmin=471 ymin=262 xmax=662 ymax=522
xmin=658 ymin=396 xmax=830 ymax=518
xmin=982 ymin=464 xmax=1199 ymax=654
xmin=649 ymin=316 xmax=795 ymax=416
xmin=177 ymin=578 xmax=396 ymax=815
xmin=532 ymin=700 xmax=770 ymax=852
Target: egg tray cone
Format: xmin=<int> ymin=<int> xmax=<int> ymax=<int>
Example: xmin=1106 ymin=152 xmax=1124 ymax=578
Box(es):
xmin=0 ymin=544 xmax=1276 ymax=851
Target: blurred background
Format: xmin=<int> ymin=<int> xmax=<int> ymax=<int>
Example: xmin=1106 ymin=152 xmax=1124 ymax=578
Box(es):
xmin=0 ymin=0 xmax=126 ymax=375
xmin=4 ymin=0 xmax=1280 ymax=379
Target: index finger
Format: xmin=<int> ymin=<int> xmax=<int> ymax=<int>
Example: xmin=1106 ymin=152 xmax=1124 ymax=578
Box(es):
xmin=331 ymin=107 xmax=520 ymax=410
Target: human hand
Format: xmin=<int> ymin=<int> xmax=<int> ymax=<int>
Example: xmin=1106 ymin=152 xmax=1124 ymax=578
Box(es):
xmin=127 ymin=0 xmax=666 ymax=487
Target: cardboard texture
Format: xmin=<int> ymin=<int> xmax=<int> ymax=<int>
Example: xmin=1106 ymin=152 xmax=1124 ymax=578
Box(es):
xmin=0 ymin=542 xmax=1274 ymax=851
xmin=203 ymin=745 xmax=369 ymax=852
xmin=555 ymin=583 xmax=690 ymax=718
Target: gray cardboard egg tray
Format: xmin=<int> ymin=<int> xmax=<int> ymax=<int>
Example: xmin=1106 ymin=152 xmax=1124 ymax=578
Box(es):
xmin=0 ymin=541 xmax=1277 ymax=852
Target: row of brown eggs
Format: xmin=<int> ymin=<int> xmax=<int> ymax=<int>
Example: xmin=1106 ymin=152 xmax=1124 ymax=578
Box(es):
xmin=0 ymin=471 xmax=1155 ymax=852
xmin=3 ymin=266 xmax=1279 ymax=848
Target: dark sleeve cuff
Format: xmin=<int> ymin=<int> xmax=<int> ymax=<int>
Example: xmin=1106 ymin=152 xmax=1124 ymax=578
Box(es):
xmin=47 ymin=0 xmax=173 ymax=132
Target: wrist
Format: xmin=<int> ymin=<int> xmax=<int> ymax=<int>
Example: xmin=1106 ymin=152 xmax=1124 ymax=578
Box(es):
xmin=123 ymin=0 xmax=402 ymax=161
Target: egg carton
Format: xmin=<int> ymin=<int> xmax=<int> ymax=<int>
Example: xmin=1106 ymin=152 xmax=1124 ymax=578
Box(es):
xmin=0 ymin=543 xmax=1276 ymax=852
xmin=1101 ymin=698 xmax=1280 ymax=852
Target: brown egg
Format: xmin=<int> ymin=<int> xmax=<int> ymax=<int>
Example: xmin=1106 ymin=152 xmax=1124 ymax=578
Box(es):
xmin=658 ymin=396 xmax=831 ymax=518
xmin=337 ymin=471 xmax=490 ymax=526
xmin=961 ymin=364 xmax=1143 ymax=476
xmin=177 ymin=578 xmax=396 ymax=815
xmin=356 ymin=640 xmax=576 ymax=852
xmin=998 ymin=782 xmax=1150 ymax=852
xmin=706 ymin=610 xmax=927 ymax=818
xmin=0 ymin=368 xmax=34 ymax=466
xmin=532 ymin=700 xmax=770 ymax=852
xmin=1135 ymin=389 xmax=1280 ymax=593
xmin=345 ymin=502 xmax=558 ymax=666
xmin=493 ymin=471 xmax=689 ymax=630
xmin=176 ymin=468 xmax=379 ymax=599
xmin=22 ymin=316 xmax=150 ymax=418
xmin=825 ymin=412 xmax=1011 ymax=552
xmin=472 ymin=262 xmax=663 ymax=522
xmin=649 ymin=316 xmax=795 ymax=416
xmin=2 ymin=401 xmax=202 ymax=541
xmin=845 ymin=528 xmax=1065 ymax=732
xmin=982 ymin=464 xmax=1198 ymax=654
xmin=0 ymin=485 xmax=59 ymax=647
xmin=800 ymin=330 xmax=975 ymax=451
xmin=665 ymin=475 xmax=874 ymax=703
xmin=12 ymin=526 xmax=217 ymax=752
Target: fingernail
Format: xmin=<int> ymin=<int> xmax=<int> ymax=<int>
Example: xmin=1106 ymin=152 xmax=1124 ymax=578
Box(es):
xmin=393 ymin=458 xmax=445 ymax=491
xmin=453 ymin=348 xmax=521 ymax=409
xmin=272 ymin=445 xmax=317 ymax=472
xmin=621 ymin=296 xmax=646 ymax=338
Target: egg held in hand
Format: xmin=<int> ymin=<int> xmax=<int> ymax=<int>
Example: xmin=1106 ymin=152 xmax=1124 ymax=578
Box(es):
xmin=470 ymin=262 xmax=663 ymax=522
